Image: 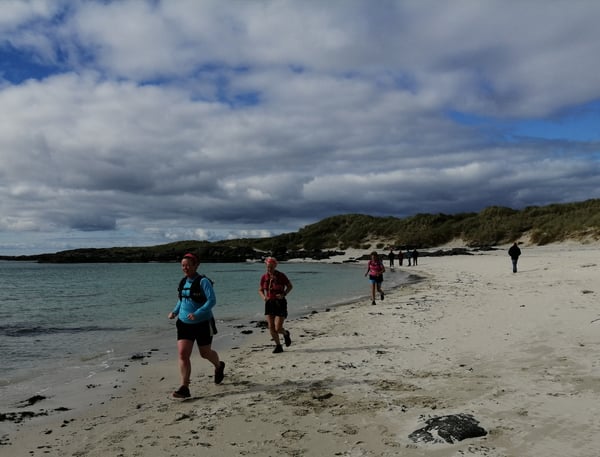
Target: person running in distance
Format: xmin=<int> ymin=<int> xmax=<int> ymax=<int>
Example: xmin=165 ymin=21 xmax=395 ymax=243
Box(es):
xmin=168 ymin=253 xmax=225 ymax=399
xmin=259 ymin=257 xmax=294 ymax=354
xmin=365 ymin=251 xmax=385 ymax=305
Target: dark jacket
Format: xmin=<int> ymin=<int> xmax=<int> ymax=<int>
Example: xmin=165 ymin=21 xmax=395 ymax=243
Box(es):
xmin=508 ymin=244 xmax=521 ymax=259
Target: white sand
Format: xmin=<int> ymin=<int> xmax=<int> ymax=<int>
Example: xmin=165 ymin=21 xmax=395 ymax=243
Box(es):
xmin=3 ymin=243 xmax=600 ymax=456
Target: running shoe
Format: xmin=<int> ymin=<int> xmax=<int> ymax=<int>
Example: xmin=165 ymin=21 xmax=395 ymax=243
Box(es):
xmin=172 ymin=385 xmax=191 ymax=399
xmin=273 ymin=344 xmax=284 ymax=353
xmin=283 ymin=330 xmax=292 ymax=347
xmin=214 ymin=361 xmax=225 ymax=385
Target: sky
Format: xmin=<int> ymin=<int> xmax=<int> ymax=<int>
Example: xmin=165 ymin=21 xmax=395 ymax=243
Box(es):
xmin=1 ymin=0 xmax=599 ymax=255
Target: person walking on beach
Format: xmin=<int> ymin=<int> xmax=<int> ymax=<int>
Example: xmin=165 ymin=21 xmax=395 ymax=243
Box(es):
xmin=406 ymin=249 xmax=412 ymax=266
xmin=365 ymin=251 xmax=385 ymax=305
xmin=508 ymin=242 xmax=521 ymax=273
xmin=259 ymin=257 xmax=294 ymax=354
xmin=388 ymin=248 xmax=395 ymax=270
xmin=168 ymin=253 xmax=225 ymax=398
xmin=398 ymin=249 xmax=404 ymax=266
xmin=412 ymin=249 xmax=419 ymax=266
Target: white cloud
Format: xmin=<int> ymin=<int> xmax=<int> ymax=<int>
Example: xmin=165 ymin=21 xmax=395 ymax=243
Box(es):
xmin=0 ymin=0 xmax=599 ymax=254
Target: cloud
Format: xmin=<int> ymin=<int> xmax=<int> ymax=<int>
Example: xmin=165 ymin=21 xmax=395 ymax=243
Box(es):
xmin=0 ymin=0 xmax=599 ymax=254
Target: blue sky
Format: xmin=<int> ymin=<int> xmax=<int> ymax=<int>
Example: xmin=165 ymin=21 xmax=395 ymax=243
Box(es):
xmin=1 ymin=0 xmax=599 ymax=255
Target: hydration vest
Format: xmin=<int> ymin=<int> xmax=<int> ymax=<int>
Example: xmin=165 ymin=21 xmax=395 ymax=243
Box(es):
xmin=177 ymin=275 xmax=214 ymax=304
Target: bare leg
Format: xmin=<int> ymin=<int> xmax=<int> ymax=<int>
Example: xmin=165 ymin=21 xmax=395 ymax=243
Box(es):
xmin=266 ymin=314 xmax=281 ymax=345
xmin=177 ymin=339 xmax=194 ymax=387
xmin=274 ymin=316 xmax=286 ymax=336
xmin=198 ymin=344 xmax=220 ymax=368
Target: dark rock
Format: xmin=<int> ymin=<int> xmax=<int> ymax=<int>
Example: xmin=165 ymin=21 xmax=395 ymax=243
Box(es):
xmin=312 ymin=391 xmax=333 ymax=400
xmin=408 ymin=413 xmax=487 ymax=444
xmin=19 ymin=395 xmax=46 ymax=407
xmin=425 ymin=248 xmax=472 ymax=257
xmin=0 ymin=410 xmax=47 ymax=423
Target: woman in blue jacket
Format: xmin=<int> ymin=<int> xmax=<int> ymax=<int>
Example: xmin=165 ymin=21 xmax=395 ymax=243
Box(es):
xmin=168 ymin=253 xmax=225 ymax=398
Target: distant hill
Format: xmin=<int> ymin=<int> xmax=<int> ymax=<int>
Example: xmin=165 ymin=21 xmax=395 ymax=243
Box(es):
xmin=223 ymin=198 xmax=600 ymax=254
xmin=2 ymin=199 xmax=599 ymax=263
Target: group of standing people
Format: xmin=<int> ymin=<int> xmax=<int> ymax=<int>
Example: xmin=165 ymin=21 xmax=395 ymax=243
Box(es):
xmin=388 ymin=248 xmax=419 ymax=267
xmin=167 ymin=253 xmax=293 ymax=399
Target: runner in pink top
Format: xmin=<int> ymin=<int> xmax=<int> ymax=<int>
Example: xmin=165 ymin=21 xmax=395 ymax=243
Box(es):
xmin=364 ymin=251 xmax=385 ymax=305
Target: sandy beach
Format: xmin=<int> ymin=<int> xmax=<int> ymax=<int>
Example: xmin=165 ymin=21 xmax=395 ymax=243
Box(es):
xmin=2 ymin=242 xmax=599 ymax=457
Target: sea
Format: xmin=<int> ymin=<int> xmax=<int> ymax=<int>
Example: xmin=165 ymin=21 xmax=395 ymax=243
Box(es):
xmin=0 ymin=260 xmax=410 ymax=407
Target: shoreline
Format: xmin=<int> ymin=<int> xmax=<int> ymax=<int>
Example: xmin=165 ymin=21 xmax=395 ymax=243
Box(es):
xmin=0 ymin=261 xmax=414 ymax=424
xmin=1 ymin=260 xmax=398 ymax=411
xmin=3 ymin=243 xmax=599 ymax=456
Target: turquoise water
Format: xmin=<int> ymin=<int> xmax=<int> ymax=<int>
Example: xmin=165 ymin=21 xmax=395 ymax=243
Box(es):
xmin=0 ymin=260 xmax=409 ymax=405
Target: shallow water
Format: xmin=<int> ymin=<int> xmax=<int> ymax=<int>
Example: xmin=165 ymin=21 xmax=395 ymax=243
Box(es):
xmin=0 ymin=260 xmax=409 ymax=406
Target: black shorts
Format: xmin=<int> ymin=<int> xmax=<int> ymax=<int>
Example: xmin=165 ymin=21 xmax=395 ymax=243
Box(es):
xmin=176 ymin=318 xmax=218 ymax=346
xmin=265 ymin=298 xmax=288 ymax=318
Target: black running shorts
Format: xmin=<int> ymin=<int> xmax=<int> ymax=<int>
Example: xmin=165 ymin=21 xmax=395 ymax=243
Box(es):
xmin=176 ymin=318 xmax=217 ymax=346
xmin=264 ymin=298 xmax=288 ymax=318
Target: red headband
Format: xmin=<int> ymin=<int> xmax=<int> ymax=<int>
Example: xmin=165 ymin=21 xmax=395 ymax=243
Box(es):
xmin=183 ymin=253 xmax=198 ymax=263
